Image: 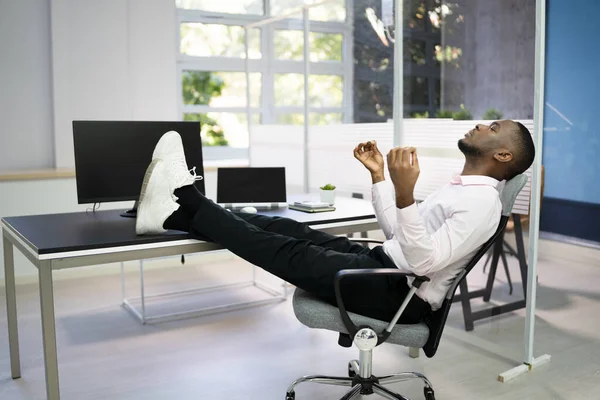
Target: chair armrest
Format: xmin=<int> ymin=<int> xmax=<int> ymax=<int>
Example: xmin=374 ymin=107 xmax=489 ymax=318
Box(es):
xmin=333 ymin=269 xmax=430 ymax=346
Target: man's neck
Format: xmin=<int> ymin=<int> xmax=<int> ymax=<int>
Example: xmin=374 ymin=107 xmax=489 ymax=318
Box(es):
xmin=461 ymin=159 xmax=499 ymax=180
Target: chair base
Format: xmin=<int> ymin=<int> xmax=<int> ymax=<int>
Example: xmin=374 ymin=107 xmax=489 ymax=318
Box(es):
xmin=285 ymin=361 xmax=435 ymax=400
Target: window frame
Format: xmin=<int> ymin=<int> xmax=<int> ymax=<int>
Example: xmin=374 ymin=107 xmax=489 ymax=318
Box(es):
xmin=176 ymin=0 xmax=354 ymax=160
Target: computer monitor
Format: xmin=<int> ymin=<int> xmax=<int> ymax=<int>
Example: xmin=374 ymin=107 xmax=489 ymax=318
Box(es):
xmin=217 ymin=167 xmax=286 ymax=205
xmin=73 ymin=121 xmax=205 ymax=215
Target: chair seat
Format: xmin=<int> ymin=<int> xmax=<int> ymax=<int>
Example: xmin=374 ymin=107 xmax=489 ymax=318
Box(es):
xmin=293 ymin=289 xmax=430 ymax=348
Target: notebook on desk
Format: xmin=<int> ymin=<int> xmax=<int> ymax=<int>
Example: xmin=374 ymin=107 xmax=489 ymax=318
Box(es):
xmin=217 ymin=167 xmax=287 ymax=210
xmin=288 ymin=201 xmax=336 ymax=213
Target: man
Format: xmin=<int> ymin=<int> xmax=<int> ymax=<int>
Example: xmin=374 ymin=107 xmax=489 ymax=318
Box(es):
xmin=135 ymin=120 xmax=535 ymax=324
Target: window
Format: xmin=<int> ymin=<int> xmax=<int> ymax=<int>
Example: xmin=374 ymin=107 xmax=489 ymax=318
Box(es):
xmin=177 ymin=0 xmax=352 ymax=158
xmin=184 ymin=113 xmax=260 ymax=147
xmin=274 ymin=74 xmax=343 ymax=107
xmin=404 ymin=76 xmax=429 ymax=106
xmin=182 ymin=71 xmax=262 ymax=107
xmin=273 ymin=31 xmax=343 ymax=61
xmin=180 ymin=23 xmax=261 ymax=58
xmin=176 ymin=0 xmax=264 ymax=15
xmin=404 ymin=39 xmax=426 ymax=65
xmin=270 ymin=0 xmax=346 ymax=22
xmin=276 ymin=112 xmax=342 ymax=125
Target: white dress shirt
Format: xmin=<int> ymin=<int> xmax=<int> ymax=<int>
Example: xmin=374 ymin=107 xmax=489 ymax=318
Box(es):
xmin=371 ymin=175 xmax=502 ymax=311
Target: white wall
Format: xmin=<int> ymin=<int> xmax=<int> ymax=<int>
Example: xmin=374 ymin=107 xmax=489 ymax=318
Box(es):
xmin=0 ymin=0 xmax=55 ymax=172
xmin=0 ymin=170 xmax=218 ymax=280
xmin=51 ymin=0 xmax=179 ymax=168
xmin=0 ymin=0 xmax=179 ymax=172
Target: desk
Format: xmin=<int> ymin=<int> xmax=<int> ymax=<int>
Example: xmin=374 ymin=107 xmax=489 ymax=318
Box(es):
xmin=2 ymin=196 xmax=378 ymax=400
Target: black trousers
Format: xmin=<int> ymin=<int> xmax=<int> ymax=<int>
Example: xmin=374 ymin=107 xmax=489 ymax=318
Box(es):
xmin=186 ymin=196 xmax=431 ymax=324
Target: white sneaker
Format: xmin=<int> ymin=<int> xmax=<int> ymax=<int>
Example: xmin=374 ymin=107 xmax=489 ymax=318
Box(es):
xmin=152 ymin=131 xmax=184 ymax=161
xmin=152 ymin=131 xmax=203 ymax=194
xmin=136 ymin=159 xmax=180 ymax=235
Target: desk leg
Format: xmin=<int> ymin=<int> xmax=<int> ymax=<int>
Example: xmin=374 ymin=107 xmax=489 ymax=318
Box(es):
xmin=3 ymin=233 xmax=21 ymax=378
xmin=39 ymin=262 xmax=60 ymax=400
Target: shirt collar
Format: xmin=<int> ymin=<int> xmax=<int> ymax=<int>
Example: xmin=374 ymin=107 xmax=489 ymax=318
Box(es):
xmin=450 ymin=174 xmax=499 ymax=188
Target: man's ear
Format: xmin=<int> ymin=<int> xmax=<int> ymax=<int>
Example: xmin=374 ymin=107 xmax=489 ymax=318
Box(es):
xmin=493 ymin=149 xmax=513 ymax=163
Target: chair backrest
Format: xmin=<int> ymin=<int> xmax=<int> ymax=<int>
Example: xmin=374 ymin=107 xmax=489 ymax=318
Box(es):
xmin=421 ymin=174 xmax=528 ymax=358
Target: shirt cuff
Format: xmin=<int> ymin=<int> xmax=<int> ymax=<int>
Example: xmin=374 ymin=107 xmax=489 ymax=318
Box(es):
xmin=396 ymin=202 xmax=420 ymax=224
xmin=371 ymin=180 xmax=388 ymax=199
xmin=372 ymin=180 xmax=389 ymax=192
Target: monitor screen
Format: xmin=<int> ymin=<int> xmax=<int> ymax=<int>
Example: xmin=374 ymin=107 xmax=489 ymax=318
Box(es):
xmin=73 ymin=121 xmax=205 ymax=204
xmin=217 ymin=167 xmax=286 ymax=204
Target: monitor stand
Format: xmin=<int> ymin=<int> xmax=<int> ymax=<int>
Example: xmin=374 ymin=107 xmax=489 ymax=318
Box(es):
xmin=120 ymin=201 xmax=138 ymax=218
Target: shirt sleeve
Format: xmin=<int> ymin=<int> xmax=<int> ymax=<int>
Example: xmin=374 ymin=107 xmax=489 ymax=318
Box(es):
xmin=390 ymin=194 xmax=500 ymax=276
xmin=371 ymin=180 xmax=399 ymax=240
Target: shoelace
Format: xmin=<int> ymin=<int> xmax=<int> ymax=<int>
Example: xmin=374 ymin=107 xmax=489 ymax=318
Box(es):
xmin=170 ymin=159 xmax=204 ymax=182
xmin=189 ymin=166 xmax=204 ymax=181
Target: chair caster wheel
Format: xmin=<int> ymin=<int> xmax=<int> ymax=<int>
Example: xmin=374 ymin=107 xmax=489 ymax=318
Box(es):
xmin=424 ymin=387 xmax=436 ymax=400
xmin=285 ymin=391 xmax=295 ymax=400
xmin=348 ymin=362 xmax=356 ymax=378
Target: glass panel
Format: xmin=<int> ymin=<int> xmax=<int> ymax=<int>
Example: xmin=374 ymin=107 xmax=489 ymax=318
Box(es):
xmin=404 ymin=0 xmax=426 ymax=30
xmin=429 ymin=0 xmax=464 ymax=35
xmin=434 ymin=79 xmax=441 ymax=107
xmin=434 ymin=44 xmax=462 ymax=67
xmin=400 ymin=0 xmax=540 ymax=389
xmin=354 ymin=38 xmax=391 ymax=70
xmin=274 ymin=74 xmax=304 ymax=107
xmin=353 ymin=3 xmax=395 ymax=123
xmin=182 ymin=71 xmax=261 ymax=107
xmin=274 ymin=74 xmax=343 ymax=107
xmin=270 ymin=0 xmax=346 ymax=22
xmin=183 ymin=112 xmax=259 ymax=147
xmin=309 ymin=75 xmax=343 ymax=107
xmin=274 ymin=30 xmax=343 ymax=61
xmin=175 ymin=0 xmax=263 ymax=14
xmin=310 ymin=112 xmax=342 ymax=125
xmin=276 ymin=113 xmax=304 ymax=125
xmin=404 ymin=39 xmax=426 ymax=65
xmin=404 ymin=76 xmax=429 ymax=107
xmin=354 ymin=80 xmax=393 ymax=122
xmin=309 ymin=0 xmax=346 ymax=22
xmin=180 ymin=23 xmax=261 ymax=59
xmin=354 ymin=0 xmax=464 ymax=122
xmin=275 ymin=113 xmax=342 ymax=125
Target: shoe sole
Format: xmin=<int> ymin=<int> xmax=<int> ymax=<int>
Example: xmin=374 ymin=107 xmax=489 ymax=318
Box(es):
xmin=138 ymin=159 xmax=160 ymax=210
xmin=136 ymin=159 xmax=161 ymax=235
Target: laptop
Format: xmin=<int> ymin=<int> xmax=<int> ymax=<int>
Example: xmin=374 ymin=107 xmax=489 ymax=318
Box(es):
xmin=217 ymin=167 xmax=287 ymax=210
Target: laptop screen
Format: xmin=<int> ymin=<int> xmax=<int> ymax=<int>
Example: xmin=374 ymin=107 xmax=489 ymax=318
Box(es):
xmin=217 ymin=167 xmax=287 ymax=204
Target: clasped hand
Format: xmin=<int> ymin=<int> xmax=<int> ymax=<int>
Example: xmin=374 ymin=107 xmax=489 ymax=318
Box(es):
xmin=354 ymin=141 xmax=420 ymax=208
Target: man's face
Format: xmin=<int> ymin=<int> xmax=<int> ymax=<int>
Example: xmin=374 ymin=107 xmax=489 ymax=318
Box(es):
xmin=458 ymin=120 xmax=517 ymax=157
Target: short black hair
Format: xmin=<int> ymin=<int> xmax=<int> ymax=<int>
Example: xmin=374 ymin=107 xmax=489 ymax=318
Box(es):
xmin=507 ymin=122 xmax=535 ymax=180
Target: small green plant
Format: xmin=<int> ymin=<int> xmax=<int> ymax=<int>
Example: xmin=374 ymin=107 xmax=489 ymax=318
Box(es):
xmin=452 ymin=104 xmax=473 ymax=120
xmin=482 ymin=108 xmax=503 ymax=120
xmin=320 ymin=184 xmax=336 ymax=191
xmin=411 ymin=111 xmax=429 ymax=119
xmin=435 ymin=110 xmax=454 ymax=118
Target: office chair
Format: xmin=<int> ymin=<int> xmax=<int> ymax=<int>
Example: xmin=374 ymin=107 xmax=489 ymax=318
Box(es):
xmin=482 ymin=165 xmax=544 ymax=294
xmin=286 ymin=174 xmax=528 ymax=400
